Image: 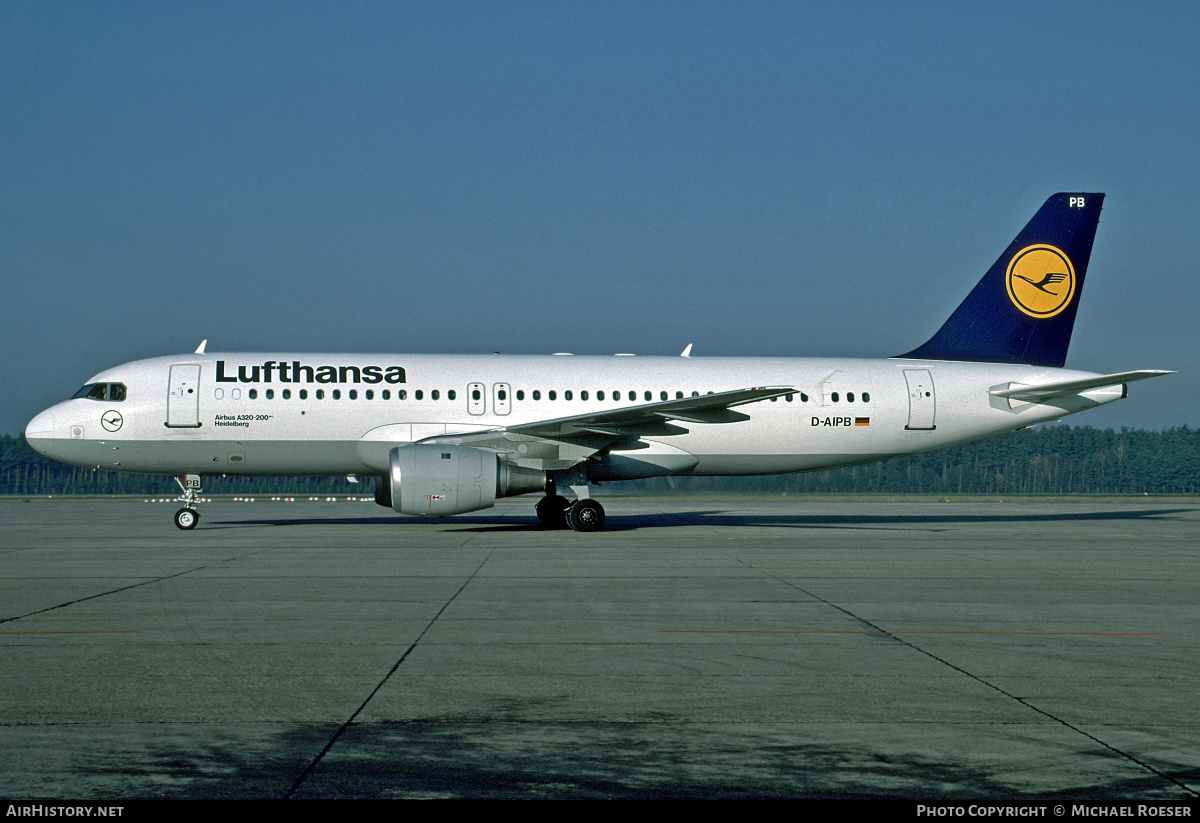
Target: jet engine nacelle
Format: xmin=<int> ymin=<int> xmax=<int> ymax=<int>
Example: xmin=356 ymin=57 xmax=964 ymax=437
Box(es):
xmin=380 ymin=445 xmax=544 ymax=516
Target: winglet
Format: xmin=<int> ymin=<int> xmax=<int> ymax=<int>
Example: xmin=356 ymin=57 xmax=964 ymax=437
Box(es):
xmin=195 ymin=340 xmax=207 ymax=354
xmin=680 ymin=344 xmax=693 ymax=358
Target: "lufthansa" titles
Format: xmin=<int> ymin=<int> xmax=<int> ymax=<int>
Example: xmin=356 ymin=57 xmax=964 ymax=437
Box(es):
xmin=215 ymin=360 xmax=406 ymax=384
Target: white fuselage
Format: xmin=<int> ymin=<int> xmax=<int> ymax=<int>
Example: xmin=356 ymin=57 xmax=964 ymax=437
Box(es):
xmin=24 ymin=352 xmax=1123 ymax=479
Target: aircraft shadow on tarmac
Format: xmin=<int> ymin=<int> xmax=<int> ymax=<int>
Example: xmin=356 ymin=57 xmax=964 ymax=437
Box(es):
xmin=141 ymin=720 xmax=1200 ymax=800
xmin=209 ymin=506 xmax=1195 ymax=533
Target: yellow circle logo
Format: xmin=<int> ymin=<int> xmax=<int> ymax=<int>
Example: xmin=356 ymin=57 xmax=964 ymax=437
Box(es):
xmin=1005 ymin=244 xmax=1075 ymax=318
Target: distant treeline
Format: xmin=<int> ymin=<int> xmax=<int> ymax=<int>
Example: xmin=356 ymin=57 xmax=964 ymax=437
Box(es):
xmin=3 ymin=425 xmax=1199 ymax=497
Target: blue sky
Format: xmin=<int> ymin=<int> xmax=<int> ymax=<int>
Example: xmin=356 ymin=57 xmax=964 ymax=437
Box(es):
xmin=3 ymin=1 xmax=1197 ymax=434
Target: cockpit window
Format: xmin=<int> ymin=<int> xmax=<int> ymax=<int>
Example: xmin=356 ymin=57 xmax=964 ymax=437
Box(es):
xmin=72 ymin=383 xmax=127 ymax=402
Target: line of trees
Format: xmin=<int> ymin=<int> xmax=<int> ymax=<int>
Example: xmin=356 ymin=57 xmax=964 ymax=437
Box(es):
xmin=625 ymin=424 xmax=1200 ymax=496
xmin=3 ymin=425 xmax=1198 ymax=497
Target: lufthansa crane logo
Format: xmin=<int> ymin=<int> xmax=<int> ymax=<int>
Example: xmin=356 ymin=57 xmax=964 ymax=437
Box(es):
xmin=101 ymin=410 xmax=123 ymax=432
xmin=1006 ymin=244 xmax=1076 ymax=318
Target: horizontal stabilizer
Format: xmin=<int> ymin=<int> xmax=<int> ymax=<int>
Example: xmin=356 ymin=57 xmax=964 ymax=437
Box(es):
xmin=989 ymin=370 xmax=1173 ymax=402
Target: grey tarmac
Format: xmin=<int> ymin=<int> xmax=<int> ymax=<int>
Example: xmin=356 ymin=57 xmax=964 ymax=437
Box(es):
xmin=1 ymin=497 xmax=1198 ymax=800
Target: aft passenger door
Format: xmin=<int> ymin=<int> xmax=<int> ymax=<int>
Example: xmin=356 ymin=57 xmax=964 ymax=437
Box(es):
xmin=903 ymin=369 xmax=936 ymax=430
xmin=166 ymin=364 xmax=202 ymax=428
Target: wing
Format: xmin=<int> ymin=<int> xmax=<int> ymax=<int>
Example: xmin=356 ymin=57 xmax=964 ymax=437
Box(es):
xmin=417 ymin=386 xmax=796 ymax=470
xmin=507 ymin=385 xmax=796 ymax=435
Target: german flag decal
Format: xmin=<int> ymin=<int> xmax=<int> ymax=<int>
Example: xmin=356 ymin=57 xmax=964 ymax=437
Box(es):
xmin=855 ymin=417 xmax=870 ymax=427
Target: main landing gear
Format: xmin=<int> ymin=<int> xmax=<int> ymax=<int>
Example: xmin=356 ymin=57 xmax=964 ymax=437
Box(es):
xmin=173 ymin=474 xmax=202 ymax=530
xmin=535 ymin=493 xmax=570 ymax=529
xmin=535 ymin=480 xmax=606 ymax=532
xmin=566 ymin=498 xmax=605 ymax=532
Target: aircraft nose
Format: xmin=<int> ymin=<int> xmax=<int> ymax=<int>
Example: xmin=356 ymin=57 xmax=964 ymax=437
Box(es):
xmin=24 ymin=408 xmax=60 ymax=458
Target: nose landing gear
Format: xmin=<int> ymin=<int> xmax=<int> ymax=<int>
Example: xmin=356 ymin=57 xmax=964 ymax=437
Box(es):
xmin=174 ymin=507 xmax=199 ymax=530
xmin=173 ymin=474 xmax=202 ymax=530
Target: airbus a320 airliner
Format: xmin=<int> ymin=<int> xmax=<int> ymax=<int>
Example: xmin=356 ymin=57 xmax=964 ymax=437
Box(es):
xmin=25 ymin=193 xmax=1170 ymax=531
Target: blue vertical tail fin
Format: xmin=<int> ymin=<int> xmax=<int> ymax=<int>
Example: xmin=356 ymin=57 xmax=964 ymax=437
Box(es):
xmin=898 ymin=193 xmax=1104 ymax=367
